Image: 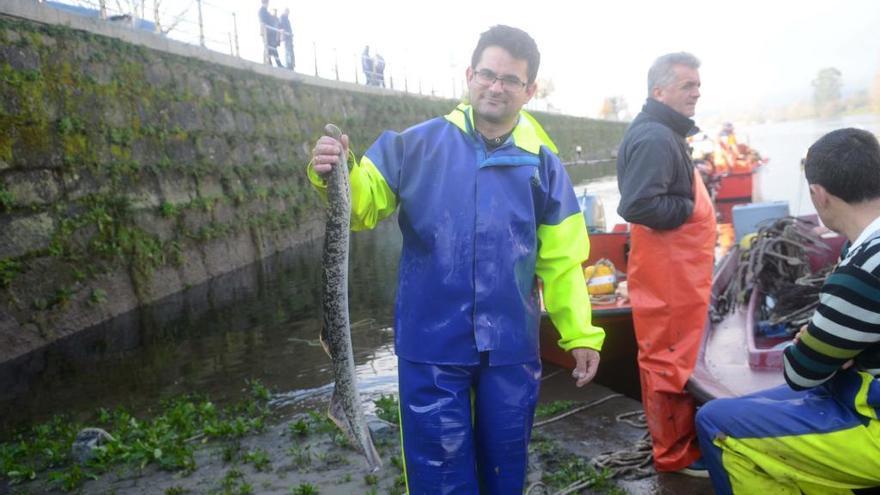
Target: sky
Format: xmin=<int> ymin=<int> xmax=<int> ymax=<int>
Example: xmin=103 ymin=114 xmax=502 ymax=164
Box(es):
xmin=104 ymin=0 xmax=880 ymax=121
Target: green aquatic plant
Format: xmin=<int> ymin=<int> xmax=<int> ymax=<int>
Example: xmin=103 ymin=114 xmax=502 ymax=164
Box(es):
xmin=243 ymin=448 xmax=271 ymax=472
xmin=0 ymin=185 xmax=14 ymax=211
xmin=373 ymin=394 xmax=399 ymax=424
xmin=290 ymin=482 xmax=318 ymax=495
xmin=0 ymin=258 xmax=21 ymax=288
xmin=0 ymin=380 xmax=273 ymax=491
xmin=534 ymin=400 xmax=578 ymax=419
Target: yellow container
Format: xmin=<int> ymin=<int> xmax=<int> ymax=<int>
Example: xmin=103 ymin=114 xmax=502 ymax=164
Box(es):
xmin=583 ymin=260 xmax=616 ymax=295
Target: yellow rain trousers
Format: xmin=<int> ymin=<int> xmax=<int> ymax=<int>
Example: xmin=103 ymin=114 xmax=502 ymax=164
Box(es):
xmin=695 ymin=369 xmax=880 ymax=494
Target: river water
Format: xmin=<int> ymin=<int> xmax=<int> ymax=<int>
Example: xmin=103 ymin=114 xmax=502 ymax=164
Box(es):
xmin=2 ymin=114 xmax=879 ymax=436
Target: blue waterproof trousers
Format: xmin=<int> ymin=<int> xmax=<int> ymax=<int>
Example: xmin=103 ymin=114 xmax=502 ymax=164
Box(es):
xmin=695 ymin=370 xmax=880 ymax=495
xmin=397 ymin=356 xmax=541 ymax=494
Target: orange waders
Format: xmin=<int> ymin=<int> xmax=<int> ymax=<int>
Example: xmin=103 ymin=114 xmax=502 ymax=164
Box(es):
xmin=628 ymin=170 xmax=716 ymax=471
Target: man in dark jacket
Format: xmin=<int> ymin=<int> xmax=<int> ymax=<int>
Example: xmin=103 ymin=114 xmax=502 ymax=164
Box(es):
xmin=616 ymin=52 xmax=716 ymax=477
xmin=258 ymin=1 xmax=282 ymax=67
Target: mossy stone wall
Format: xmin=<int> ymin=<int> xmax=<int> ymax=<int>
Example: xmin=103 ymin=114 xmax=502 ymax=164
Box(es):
xmin=0 ymin=15 xmax=626 ymax=364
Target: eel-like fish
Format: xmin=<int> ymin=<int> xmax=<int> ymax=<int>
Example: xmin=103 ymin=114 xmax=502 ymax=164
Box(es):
xmin=319 ymin=123 xmax=382 ymax=471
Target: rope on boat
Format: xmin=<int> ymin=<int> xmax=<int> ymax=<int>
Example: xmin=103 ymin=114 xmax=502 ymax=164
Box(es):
xmin=710 ymin=216 xmax=833 ymax=331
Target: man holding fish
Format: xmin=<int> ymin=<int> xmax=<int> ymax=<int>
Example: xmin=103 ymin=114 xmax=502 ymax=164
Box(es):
xmin=309 ymin=25 xmax=604 ymax=494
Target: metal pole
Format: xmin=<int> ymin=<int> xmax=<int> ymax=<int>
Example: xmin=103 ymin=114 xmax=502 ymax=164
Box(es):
xmin=99 ymin=0 xmax=107 ymax=19
xmin=232 ymin=13 xmax=240 ymax=57
xmin=228 ymin=32 xmax=234 ymax=56
xmin=334 ymin=48 xmax=339 ymax=81
xmin=197 ymin=0 xmax=205 ymax=47
xmin=313 ymin=42 xmax=318 ymax=77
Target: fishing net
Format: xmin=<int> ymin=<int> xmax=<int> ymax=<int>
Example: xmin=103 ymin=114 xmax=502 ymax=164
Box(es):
xmin=711 ymin=217 xmax=834 ymax=333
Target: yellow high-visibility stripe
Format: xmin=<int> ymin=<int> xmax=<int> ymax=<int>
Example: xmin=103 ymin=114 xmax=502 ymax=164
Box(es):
xmin=537 ymin=212 xmax=605 ymax=351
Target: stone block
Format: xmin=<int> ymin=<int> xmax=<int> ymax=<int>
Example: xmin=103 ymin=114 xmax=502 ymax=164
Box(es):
xmin=130 ymin=137 xmax=161 ymax=166
xmin=181 ymin=208 xmax=212 ymax=235
xmin=234 ymin=112 xmax=255 ymax=135
xmin=132 ymin=210 xmax=177 ymax=243
xmin=62 ymin=169 xmax=112 ymax=201
xmin=12 ymin=125 xmax=63 ymax=170
xmin=211 ymin=201 xmax=235 ymax=225
xmin=145 ymin=60 xmax=172 ymax=87
xmin=5 ymin=169 xmax=61 ymax=206
xmin=171 ymin=102 xmax=202 ymax=132
xmin=134 ymin=262 xmax=182 ymax=303
xmin=166 ymin=137 xmax=196 ymax=163
xmin=176 ymin=243 xmax=209 ymax=288
xmin=0 ymin=45 xmax=40 ymax=72
xmin=213 ymin=108 xmax=236 ymax=133
xmin=183 ymin=73 xmax=212 ymax=99
xmin=157 ymin=171 xmax=196 ymax=205
xmin=195 ymin=175 xmax=224 ymax=199
xmin=0 ymin=212 xmax=54 ymax=259
xmin=195 ymin=135 xmax=229 ymax=164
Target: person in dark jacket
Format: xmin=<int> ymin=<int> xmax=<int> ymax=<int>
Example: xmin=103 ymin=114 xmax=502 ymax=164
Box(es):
xmin=616 ymin=52 xmax=716 ymax=477
xmin=279 ymin=8 xmax=294 ymax=70
xmin=361 ymin=45 xmax=374 ymax=85
xmin=258 ymin=1 xmax=281 ymax=67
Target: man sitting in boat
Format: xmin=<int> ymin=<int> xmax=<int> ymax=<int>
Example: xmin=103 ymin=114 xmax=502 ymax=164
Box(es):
xmin=696 ymin=127 xmax=880 ymax=494
xmin=616 ymin=51 xmax=716 ymax=477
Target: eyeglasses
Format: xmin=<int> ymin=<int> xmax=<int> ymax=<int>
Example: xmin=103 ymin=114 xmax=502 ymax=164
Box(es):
xmin=473 ymin=68 xmax=528 ymax=91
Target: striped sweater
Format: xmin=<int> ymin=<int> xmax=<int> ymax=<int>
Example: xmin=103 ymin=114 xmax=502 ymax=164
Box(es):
xmin=783 ymin=235 xmax=880 ymax=390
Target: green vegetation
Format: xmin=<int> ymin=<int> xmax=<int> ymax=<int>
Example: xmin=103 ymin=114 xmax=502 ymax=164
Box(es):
xmin=535 ymin=400 xmax=578 ymax=418
xmin=530 ymin=434 xmax=624 ymax=495
xmin=0 ymin=258 xmax=21 ymax=288
xmin=0 ymin=380 xmax=273 ymax=492
xmin=290 ymin=483 xmax=318 ymax=495
xmin=373 ymin=394 xmax=399 ymax=424
xmin=243 ymin=448 xmax=271 ymax=472
xmin=0 ymin=184 xmax=13 ymax=211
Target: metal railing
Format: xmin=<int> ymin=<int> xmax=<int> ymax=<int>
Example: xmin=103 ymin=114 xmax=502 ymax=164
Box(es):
xmin=31 ymin=0 xmax=467 ymax=99
xmin=31 ymin=0 xmax=564 ymax=114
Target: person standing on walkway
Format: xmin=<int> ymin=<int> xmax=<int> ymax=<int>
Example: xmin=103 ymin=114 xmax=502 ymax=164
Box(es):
xmin=309 ymin=25 xmax=604 ymax=494
xmin=616 ymin=51 xmax=715 ymax=477
xmin=374 ymin=52 xmax=385 ymax=87
xmin=361 ymin=45 xmax=374 ymax=85
xmin=279 ymin=8 xmax=294 ymax=70
xmin=696 ymin=128 xmax=880 ymax=494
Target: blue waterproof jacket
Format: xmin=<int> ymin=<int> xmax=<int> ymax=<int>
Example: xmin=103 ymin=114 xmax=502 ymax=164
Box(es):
xmin=310 ymin=104 xmax=604 ymax=366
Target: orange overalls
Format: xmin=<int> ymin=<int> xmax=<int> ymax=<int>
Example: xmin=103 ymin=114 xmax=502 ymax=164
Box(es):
xmin=628 ymin=170 xmax=716 ymax=471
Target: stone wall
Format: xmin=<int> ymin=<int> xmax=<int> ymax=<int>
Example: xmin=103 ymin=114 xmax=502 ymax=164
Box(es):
xmin=0 ymin=3 xmax=627 ymax=364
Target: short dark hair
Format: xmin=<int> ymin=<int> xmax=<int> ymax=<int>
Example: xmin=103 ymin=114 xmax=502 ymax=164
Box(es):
xmin=804 ymin=128 xmax=880 ymax=203
xmin=470 ymin=25 xmax=540 ymax=84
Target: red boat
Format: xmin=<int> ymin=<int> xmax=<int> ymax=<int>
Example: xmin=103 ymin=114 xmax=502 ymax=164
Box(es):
xmin=541 ymin=138 xmax=770 ymax=400
xmin=538 ymin=225 xmax=641 ymax=399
